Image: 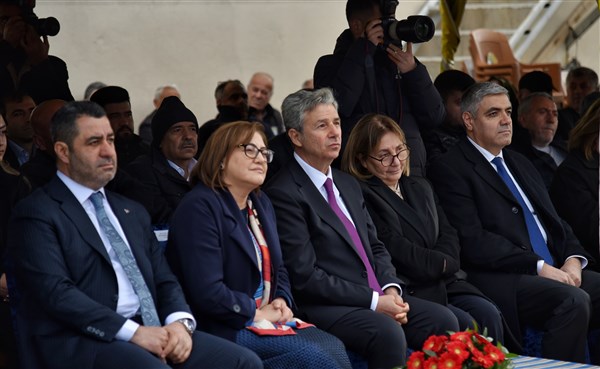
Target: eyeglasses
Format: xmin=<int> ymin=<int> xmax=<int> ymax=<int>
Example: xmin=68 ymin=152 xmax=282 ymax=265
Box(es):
xmin=238 ymin=143 xmax=274 ymax=163
xmin=369 ymin=148 xmax=410 ymax=167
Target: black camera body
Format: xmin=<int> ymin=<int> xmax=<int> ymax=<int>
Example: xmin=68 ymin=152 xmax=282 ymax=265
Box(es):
xmin=4 ymin=0 xmax=60 ymax=36
xmin=379 ymin=0 xmax=434 ymax=46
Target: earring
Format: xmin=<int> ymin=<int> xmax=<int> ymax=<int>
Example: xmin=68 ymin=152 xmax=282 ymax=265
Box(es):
xmin=220 ymin=162 xmax=224 ymax=170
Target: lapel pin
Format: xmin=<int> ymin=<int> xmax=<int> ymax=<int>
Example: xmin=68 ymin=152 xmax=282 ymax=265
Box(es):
xmin=124 ymin=208 xmax=130 ymax=214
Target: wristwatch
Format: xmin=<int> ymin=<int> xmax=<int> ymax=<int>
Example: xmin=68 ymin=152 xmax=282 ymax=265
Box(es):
xmin=177 ymin=318 xmax=194 ymax=336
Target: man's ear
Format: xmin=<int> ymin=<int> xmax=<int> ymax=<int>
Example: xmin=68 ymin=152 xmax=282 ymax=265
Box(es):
xmin=462 ymin=112 xmax=474 ymax=132
xmin=54 ymin=141 xmax=69 ymax=165
xmin=287 ymin=129 xmax=303 ymax=148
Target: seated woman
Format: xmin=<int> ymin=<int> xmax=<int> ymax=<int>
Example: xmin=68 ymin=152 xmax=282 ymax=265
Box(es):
xmin=342 ymin=113 xmax=508 ymax=345
xmin=166 ymin=121 xmax=351 ymax=369
xmin=550 ymin=99 xmax=600 ymax=269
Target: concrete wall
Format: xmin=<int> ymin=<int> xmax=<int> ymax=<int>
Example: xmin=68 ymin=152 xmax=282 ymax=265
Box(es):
xmin=35 ymin=1 xmax=598 ymax=129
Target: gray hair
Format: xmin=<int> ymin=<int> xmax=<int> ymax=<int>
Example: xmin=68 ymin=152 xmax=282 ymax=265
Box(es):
xmin=281 ymin=88 xmax=338 ymax=132
xmin=461 ymin=82 xmax=509 ymax=116
xmin=518 ymin=92 xmax=554 ymax=118
xmin=154 ymin=84 xmax=179 ymax=100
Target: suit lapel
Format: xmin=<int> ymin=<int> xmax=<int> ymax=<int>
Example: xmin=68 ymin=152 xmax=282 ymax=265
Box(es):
xmin=459 ymin=140 xmax=516 ymax=203
xmin=367 ymin=176 xmax=430 ymax=245
xmin=503 ymin=152 xmax=554 ymax=218
xmin=48 ymin=177 xmax=112 ymax=265
xmin=288 ymin=162 xmax=359 ymax=256
xmin=399 ymin=177 xmax=437 ymax=245
xmin=220 ymin=190 xmax=260 ymax=270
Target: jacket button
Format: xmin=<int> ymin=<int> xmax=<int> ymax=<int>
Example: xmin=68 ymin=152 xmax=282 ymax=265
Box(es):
xmin=233 ymin=304 xmax=241 ymax=313
xmin=361 ymin=271 xmax=368 ymax=278
xmin=519 ymin=245 xmax=527 ymax=250
xmin=511 ymin=207 xmax=518 ymax=214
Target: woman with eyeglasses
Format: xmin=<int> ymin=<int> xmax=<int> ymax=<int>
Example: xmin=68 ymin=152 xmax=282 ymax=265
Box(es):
xmin=342 ymin=113 xmax=510 ymax=346
xmin=166 ymin=121 xmax=351 ymax=369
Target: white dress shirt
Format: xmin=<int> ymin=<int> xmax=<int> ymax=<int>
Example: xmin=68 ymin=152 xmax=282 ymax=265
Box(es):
xmin=56 ymin=171 xmax=195 ymax=341
xmin=294 ymin=153 xmax=402 ymax=310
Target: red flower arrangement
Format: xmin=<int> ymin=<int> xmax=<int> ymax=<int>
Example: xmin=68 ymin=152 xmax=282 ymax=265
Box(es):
xmin=403 ymin=328 xmax=515 ymax=369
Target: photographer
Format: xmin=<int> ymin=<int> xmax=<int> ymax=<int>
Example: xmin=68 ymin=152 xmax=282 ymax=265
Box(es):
xmin=314 ymin=0 xmax=443 ymax=176
xmin=0 ymin=0 xmax=73 ymax=104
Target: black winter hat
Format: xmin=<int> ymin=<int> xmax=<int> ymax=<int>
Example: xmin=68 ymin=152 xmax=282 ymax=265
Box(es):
xmin=151 ymin=96 xmax=198 ymax=147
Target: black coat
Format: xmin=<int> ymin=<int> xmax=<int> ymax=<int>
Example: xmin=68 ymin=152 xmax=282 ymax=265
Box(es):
xmin=360 ymin=176 xmax=481 ymax=305
xmin=126 ymin=148 xmax=191 ymax=225
xmin=427 ymin=138 xmax=591 ymax=340
xmin=550 ymin=150 xmax=599 ymax=268
xmin=314 ymin=29 xmax=444 ymax=176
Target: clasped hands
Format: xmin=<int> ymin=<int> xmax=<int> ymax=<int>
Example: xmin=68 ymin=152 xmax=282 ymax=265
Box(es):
xmin=130 ymin=321 xmax=192 ymax=364
xmin=254 ymin=297 xmax=294 ymax=324
xmin=376 ymin=288 xmax=409 ymax=324
xmin=539 ymin=258 xmax=583 ymax=287
xmin=363 ymin=18 xmax=416 ymax=74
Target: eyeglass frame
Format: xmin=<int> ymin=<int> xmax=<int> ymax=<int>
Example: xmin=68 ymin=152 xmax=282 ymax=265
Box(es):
xmin=368 ymin=147 xmax=410 ymax=167
xmin=238 ymin=143 xmax=274 ymax=163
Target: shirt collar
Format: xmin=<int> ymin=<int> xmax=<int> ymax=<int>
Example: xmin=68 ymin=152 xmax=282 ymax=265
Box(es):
xmin=167 ymin=158 xmax=197 ymax=180
xmin=467 ymin=136 xmax=504 ymax=164
xmin=56 ymin=170 xmax=106 ymax=205
xmin=293 ymin=152 xmax=334 ymax=190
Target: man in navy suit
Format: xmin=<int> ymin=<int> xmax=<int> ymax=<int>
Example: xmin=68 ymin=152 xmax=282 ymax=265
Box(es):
xmin=427 ymin=82 xmax=600 ymax=364
xmin=264 ymin=88 xmax=458 ymax=369
xmin=8 ymin=101 xmax=262 ymax=369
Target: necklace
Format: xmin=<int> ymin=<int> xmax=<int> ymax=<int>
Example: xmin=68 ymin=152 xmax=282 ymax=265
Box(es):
xmin=389 ymin=183 xmax=403 ymax=199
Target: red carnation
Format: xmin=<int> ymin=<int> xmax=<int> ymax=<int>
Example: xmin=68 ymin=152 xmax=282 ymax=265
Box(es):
xmin=423 ymin=335 xmax=448 ymax=354
xmin=445 ymin=341 xmax=469 ymax=363
xmin=407 ymin=351 xmax=425 ymax=369
xmin=438 ymin=352 xmax=461 ymax=369
xmin=449 ymin=331 xmax=472 ymax=344
xmin=424 ymin=356 xmax=439 ymax=369
xmin=484 ymin=344 xmax=506 ymax=363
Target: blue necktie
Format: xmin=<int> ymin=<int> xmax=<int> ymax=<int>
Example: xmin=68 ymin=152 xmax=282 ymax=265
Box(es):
xmin=491 ymin=157 xmax=554 ymax=265
xmin=324 ymin=178 xmax=383 ymax=294
xmin=89 ymin=192 xmax=161 ymax=326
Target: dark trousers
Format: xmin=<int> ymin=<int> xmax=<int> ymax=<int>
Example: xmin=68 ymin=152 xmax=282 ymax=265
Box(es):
xmin=93 ymin=330 xmax=263 ymax=369
xmin=326 ymin=295 xmax=459 ymax=369
xmin=448 ymin=294 xmax=504 ymax=344
xmin=516 ymin=269 xmax=600 ymax=364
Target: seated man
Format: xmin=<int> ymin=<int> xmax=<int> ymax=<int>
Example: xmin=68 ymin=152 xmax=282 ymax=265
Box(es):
xmin=265 ymin=88 xmax=459 ymax=369
xmin=428 ymin=82 xmax=600 ymax=364
xmin=90 ymin=86 xmax=149 ymax=167
xmin=512 ymin=92 xmax=566 ymax=189
xmin=247 ymin=72 xmax=285 ymax=138
xmin=557 ymin=66 xmax=598 ymax=142
xmin=127 ymin=96 xmax=198 ymax=226
xmin=0 ymin=92 xmax=36 ymax=170
xmin=8 ymin=101 xmax=262 ymax=369
xmin=197 ymin=79 xmax=248 ymax=155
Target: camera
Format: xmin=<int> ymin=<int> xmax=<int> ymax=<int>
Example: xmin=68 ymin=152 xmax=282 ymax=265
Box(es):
xmin=379 ymin=0 xmax=434 ymax=46
xmin=4 ymin=0 xmax=60 ymax=36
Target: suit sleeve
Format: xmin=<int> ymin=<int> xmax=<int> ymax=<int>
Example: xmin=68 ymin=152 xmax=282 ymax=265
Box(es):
xmin=9 ymin=198 xmax=126 ymax=342
xmin=400 ymin=62 xmax=445 ymax=131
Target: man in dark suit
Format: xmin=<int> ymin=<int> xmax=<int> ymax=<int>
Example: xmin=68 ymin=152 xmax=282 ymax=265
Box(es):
xmin=427 ymin=82 xmax=600 ymax=364
xmin=7 ymin=101 xmax=262 ymax=369
xmin=264 ymin=88 xmax=458 ymax=369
